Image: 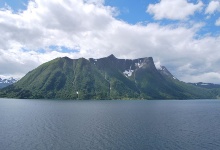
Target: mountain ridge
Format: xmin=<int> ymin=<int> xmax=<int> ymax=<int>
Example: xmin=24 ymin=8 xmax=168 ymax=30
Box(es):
xmin=0 ymin=55 xmax=218 ymax=100
xmin=188 ymin=82 xmax=220 ymax=89
xmin=0 ymin=77 xmax=18 ymax=89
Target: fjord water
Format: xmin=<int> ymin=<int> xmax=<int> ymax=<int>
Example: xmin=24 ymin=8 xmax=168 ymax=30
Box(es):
xmin=1 ymin=99 xmax=220 ymax=150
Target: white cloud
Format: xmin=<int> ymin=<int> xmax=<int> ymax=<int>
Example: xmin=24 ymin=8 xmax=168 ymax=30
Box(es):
xmin=0 ymin=0 xmax=220 ymax=83
xmin=205 ymin=0 xmax=220 ymax=14
xmin=216 ymin=17 xmax=220 ymax=26
xmin=147 ymin=0 xmax=203 ymax=20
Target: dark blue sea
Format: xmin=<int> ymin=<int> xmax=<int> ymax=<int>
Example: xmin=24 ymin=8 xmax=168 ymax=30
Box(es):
xmin=1 ymin=99 xmax=220 ymax=150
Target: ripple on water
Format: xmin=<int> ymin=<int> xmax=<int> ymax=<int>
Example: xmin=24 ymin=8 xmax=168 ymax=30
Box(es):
xmin=1 ymin=99 xmax=220 ymax=150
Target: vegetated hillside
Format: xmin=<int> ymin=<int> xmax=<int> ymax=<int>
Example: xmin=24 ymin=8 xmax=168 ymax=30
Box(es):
xmin=0 ymin=55 xmax=217 ymax=100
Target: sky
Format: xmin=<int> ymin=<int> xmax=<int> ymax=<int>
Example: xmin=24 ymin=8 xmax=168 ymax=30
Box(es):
xmin=0 ymin=0 xmax=220 ymax=83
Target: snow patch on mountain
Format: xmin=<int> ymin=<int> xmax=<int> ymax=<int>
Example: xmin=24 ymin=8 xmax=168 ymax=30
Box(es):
xmin=0 ymin=77 xmax=17 ymax=84
xmin=154 ymin=61 xmax=163 ymax=70
xmin=123 ymin=70 xmax=134 ymax=77
xmin=135 ymin=63 xmax=144 ymax=68
xmin=201 ymin=83 xmax=209 ymax=86
xmin=0 ymin=77 xmax=18 ymax=88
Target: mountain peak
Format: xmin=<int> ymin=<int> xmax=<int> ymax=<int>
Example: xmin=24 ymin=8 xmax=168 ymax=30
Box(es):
xmin=157 ymin=66 xmax=177 ymax=80
xmin=107 ymin=54 xmax=117 ymax=59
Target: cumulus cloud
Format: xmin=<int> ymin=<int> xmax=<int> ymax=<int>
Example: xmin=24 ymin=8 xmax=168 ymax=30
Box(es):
xmin=147 ymin=0 xmax=203 ymax=20
xmin=0 ymin=0 xmax=220 ymax=83
xmin=205 ymin=0 xmax=220 ymax=14
xmin=216 ymin=17 xmax=220 ymax=26
xmin=0 ymin=0 xmax=116 ymax=78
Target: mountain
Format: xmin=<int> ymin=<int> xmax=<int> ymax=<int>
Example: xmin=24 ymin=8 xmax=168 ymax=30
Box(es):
xmin=0 ymin=55 xmax=217 ymax=100
xmin=188 ymin=82 xmax=220 ymax=89
xmin=0 ymin=77 xmax=17 ymax=89
xmin=157 ymin=66 xmax=177 ymax=79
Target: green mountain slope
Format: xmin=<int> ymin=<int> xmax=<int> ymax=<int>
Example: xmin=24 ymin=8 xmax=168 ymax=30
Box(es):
xmin=0 ymin=55 xmax=217 ymax=99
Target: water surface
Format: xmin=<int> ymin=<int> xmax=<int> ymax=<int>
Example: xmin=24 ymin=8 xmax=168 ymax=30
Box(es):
xmin=1 ymin=99 xmax=220 ymax=150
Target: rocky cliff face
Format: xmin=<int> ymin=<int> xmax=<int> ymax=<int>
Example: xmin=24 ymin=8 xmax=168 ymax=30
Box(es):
xmin=0 ymin=55 xmax=215 ymax=99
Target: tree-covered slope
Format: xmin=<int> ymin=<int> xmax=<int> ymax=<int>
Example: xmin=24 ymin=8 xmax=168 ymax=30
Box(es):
xmin=0 ymin=55 xmax=217 ymax=99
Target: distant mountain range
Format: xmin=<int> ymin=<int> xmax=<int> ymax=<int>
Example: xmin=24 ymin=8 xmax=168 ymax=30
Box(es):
xmin=0 ymin=55 xmax=219 ymax=100
xmin=0 ymin=77 xmax=17 ymax=89
xmin=188 ymin=82 xmax=220 ymax=89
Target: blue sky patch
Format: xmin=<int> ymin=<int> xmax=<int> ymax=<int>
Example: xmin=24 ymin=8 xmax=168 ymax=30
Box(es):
xmin=0 ymin=0 xmax=28 ymax=12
